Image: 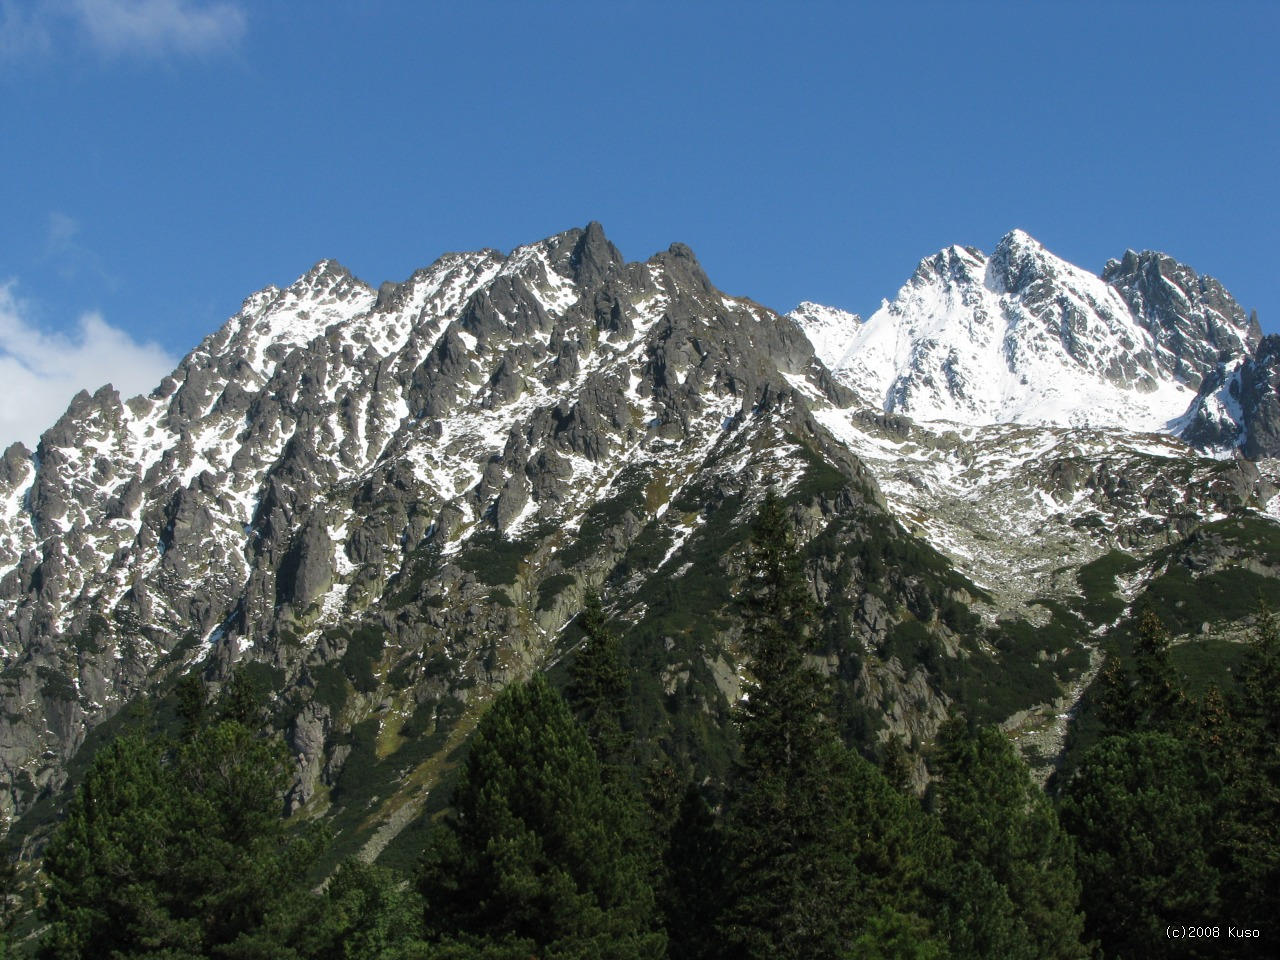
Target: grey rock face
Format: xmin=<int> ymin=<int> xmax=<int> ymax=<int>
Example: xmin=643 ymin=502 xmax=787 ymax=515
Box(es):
xmin=1103 ymin=250 xmax=1260 ymax=390
xmin=0 ymin=222 xmax=1274 ymax=844
xmin=0 ymin=223 xmax=890 ymax=829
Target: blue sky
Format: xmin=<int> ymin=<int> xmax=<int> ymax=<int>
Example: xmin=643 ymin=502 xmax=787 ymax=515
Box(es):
xmin=1 ymin=1 xmax=1277 ymax=447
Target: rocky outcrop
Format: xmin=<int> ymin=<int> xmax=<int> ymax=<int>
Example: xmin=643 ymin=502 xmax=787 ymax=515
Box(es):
xmin=1 ymin=222 xmax=1275 ymax=846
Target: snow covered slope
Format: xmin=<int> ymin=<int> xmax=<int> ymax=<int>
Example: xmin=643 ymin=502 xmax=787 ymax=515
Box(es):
xmin=793 ymin=231 xmax=1259 ymax=435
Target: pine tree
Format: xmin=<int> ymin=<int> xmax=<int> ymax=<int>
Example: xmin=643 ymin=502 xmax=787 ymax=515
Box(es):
xmin=272 ymin=860 xmax=425 ymax=960
xmin=1128 ymin=607 xmax=1196 ymax=734
xmin=40 ymin=732 xmax=200 ymax=959
xmin=419 ymin=674 xmax=664 ymax=959
xmin=662 ymin=785 xmax=724 ymax=960
xmin=878 ymin=734 xmax=915 ymax=793
xmin=40 ymin=672 xmax=319 ymax=960
xmin=0 ymin=849 xmax=22 ymax=960
xmin=717 ymin=489 xmax=846 ymax=958
xmin=168 ymin=720 xmax=319 ymax=954
xmin=931 ymin=720 xmax=1088 ymax=960
xmin=1218 ymin=604 xmax=1280 ymax=953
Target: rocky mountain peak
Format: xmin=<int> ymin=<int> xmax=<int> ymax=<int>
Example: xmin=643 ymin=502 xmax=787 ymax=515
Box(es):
xmin=987 ymin=229 xmax=1057 ymax=293
xmin=908 ymin=244 xmax=986 ymax=290
xmin=791 ymin=231 xmax=1261 ymax=433
xmin=1101 ymin=247 xmax=1259 ymax=390
xmin=0 ymin=220 xmax=1278 ymax=874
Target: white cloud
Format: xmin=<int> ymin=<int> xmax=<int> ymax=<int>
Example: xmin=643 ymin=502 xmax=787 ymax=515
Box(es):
xmin=1 ymin=1 xmax=245 ymax=61
xmin=0 ymin=282 xmax=178 ymax=451
xmin=72 ymin=0 xmax=246 ymax=59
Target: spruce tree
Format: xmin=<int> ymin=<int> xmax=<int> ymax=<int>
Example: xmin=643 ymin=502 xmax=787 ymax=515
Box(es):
xmin=1059 ymin=732 xmax=1220 ymax=960
xmin=269 ymin=860 xmax=425 ymax=960
xmin=662 ymin=785 xmax=724 ymax=960
xmin=1218 ymin=604 xmax=1280 ymax=953
xmin=1101 ymin=607 xmax=1196 ymax=736
xmin=718 ymin=489 xmax=940 ymax=959
xmin=717 ymin=488 xmax=845 ymax=958
xmin=931 ymin=721 xmax=1088 ymax=960
xmin=566 ymin=590 xmax=634 ymax=777
xmin=40 ymin=732 xmax=200 ymax=959
xmin=419 ymin=674 xmax=664 ymax=959
xmin=0 ymin=848 xmax=23 ymax=960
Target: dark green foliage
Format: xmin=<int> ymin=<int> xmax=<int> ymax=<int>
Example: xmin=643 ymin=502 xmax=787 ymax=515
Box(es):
xmin=1098 ymin=607 xmax=1196 ymax=737
xmin=661 ymin=785 xmax=724 ymax=960
xmin=1216 ymin=606 xmax=1280 ymax=952
xmin=878 ymin=734 xmax=915 ymax=792
xmin=1168 ymin=638 xmax=1251 ymax=699
xmin=719 ymin=489 xmax=839 ymax=952
xmin=718 ymin=490 xmax=943 ymax=959
xmin=175 ymin=673 xmax=207 ymax=741
xmin=217 ymin=667 xmax=267 ymax=726
xmin=315 ymin=696 xmax=465 ymax=877
xmin=456 ymin=529 xmax=539 ymax=585
xmin=1071 ymin=549 xmax=1139 ymax=624
xmin=39 ymin=733 xmax=181 ymax=959
xmin=418 ymin=674 xmax=664 ymax=959
xmin=342 ymin=626 xmax=386 ymax=693
xmin=786 ymin=442 xmax=849 ymax=502
xmin=39 ymin=709 xmax=320 ymax=959
xmin=938 ymin=604 xmax=1090 ymax=727
xmin=846 ymin=907 xmax=947 ymax=960
xmin=1142 ymin=564 xmax=1280 ymax=630
xmin=931 ymin=721 xmax=1088 ymax=960
xmin=263 ymin=860 xmax=425 ymax=960
xmin=385 ymin=540 xmax=443 ymax=611
xmin=936 ymin=859 xmax=1034 ymax=960
xmin=555 ymin=464 xmax=650 ymax=569
xmin=309 ymin=660 xmax=350 ymax=714
xmin=36 ymin=666 xmax=77 ymax=704
xmin=0 ymin=848 xmax=24 ymax=960
xmin=566 ymin=592 xmax=633 ymax=776
xmin=1059 ymin=733 xmax=1221 ymax=960
xmin=615 ymin=487 xmax=744 ymax=779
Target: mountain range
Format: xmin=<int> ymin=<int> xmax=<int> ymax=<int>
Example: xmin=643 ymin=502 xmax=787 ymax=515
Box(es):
xmin=2 ymin=223 xmax=1277 ymax=866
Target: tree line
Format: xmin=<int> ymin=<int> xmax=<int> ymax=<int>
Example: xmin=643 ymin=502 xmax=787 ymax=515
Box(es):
xmin=9 ymin=490 xmax=1278 ymax=958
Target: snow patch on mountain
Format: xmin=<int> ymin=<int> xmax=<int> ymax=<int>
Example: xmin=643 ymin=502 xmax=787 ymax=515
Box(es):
xmin=792 ymin=232 xmax=1220 ymax=433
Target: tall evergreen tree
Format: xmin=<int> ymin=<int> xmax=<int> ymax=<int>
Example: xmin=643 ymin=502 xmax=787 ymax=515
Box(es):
xmin=717 ymin=488 xmax=846 ymax=958
xmin=566 ymin=591 xmax=634 ymax=778
xmin=1218 ymin=604 xmax=1280 ymax=953
xmin=418 ymin=674 xmax=664 ymax=959
xmin=40 ymin=732 xmax=200 ymax=959
xmin=662 ymin=785 xmax=724 ymax=960
xmin=718 ymin=488 xmax=939 ymax=959
xmin=1059 ymin=732 xmax=1220 ymax=960
xmin=1099 ymin=607 xmax=1195 ymax=737
xmin=931 ymin=720 xmax=1088 ymax=960
xmin=256 ymin=860 xmax=425 ymax=960
xmin=0 ymin=849 xmax=23 ymax=960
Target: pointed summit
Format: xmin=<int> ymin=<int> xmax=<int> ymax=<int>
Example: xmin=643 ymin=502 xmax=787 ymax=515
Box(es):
xmin=803 ymin=230 xmax=1243 ymax=431
xmin=988 ymin=229 xmax=1060 ymax=294
xmin=567 ymin=221 xmax=623 ymax=287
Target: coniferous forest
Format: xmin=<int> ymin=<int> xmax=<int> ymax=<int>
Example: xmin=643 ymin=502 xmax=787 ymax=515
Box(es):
xmin=5 ymin=491 xmax=1278 ymax=959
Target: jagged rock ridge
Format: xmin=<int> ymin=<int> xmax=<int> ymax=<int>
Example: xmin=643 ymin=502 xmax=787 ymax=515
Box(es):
xmin=0 ymin=223 xmax=1276 ymax=850
xmin=795 ymin=230 xmax=1261 ymax=439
